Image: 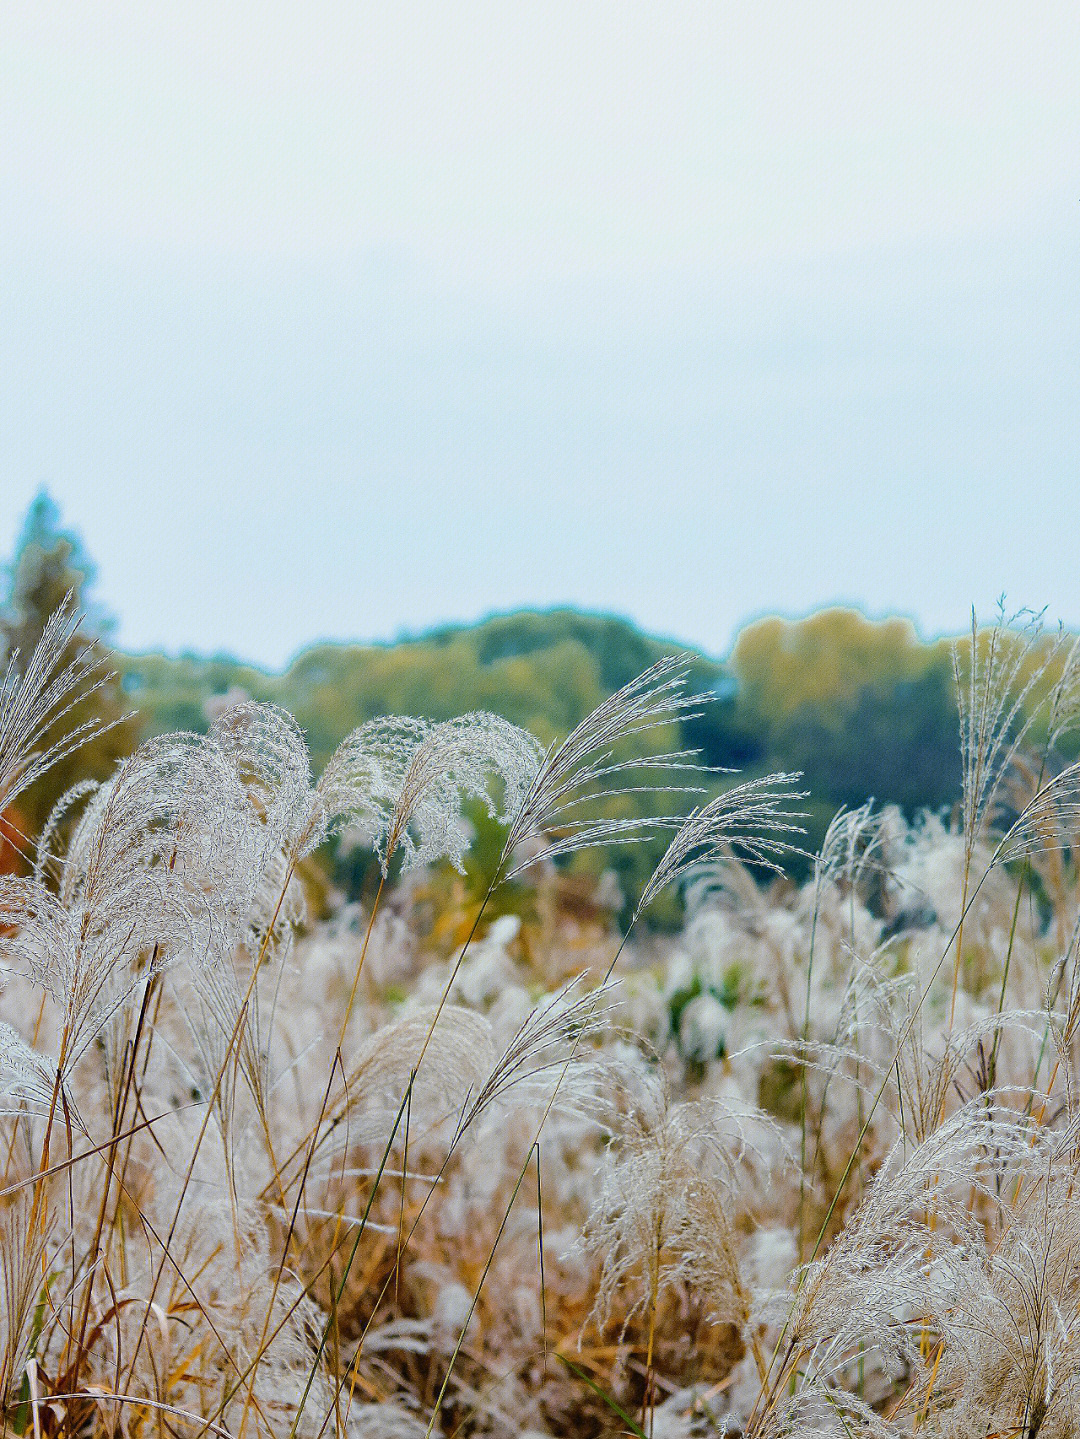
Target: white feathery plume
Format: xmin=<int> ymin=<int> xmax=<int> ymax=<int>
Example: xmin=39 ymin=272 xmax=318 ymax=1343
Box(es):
xmin=584 ymin=1066 xmax=784 ymax=1335
xmin=60 ymin=730 xmax=269 ymax=952
xmin=994 ymin=757 xmax=1080 ymax=867
xmin=348 ymin=1401 xmax=428 ymax=1438
xmin=754 ymin=1384 xmax=901 ymax=1438
xmin=306 ymin=984 xmax=611 ymax=1195
xmin=317 ymin=711 xmax=545 ymax=873
xmin=782 ymin=934 xmax=1055 ymax=1143
xmin=0 ymin=1021 xmax=58 ymax=1119
xmin=954 ymin=602 xmax=1068 ymax=855
xmin=209 ymin=700 xmax=545 ymax=874
xmin=786 ymin=1100 xmax=1046 ymax=1389
xmin=0 ymin=595 xmax=124 ymax=815
xmin=933 ymin=1150 xmax=1080 ymax=1438
xmin=183 ymin=861 xmax=307 ymax=1121
xmin=0 ymin=730 xmax=268 ymax=1066
xmin=679 ymin=847 xmax=770 ymax=919
xmin=31 ymin=777 xmax=101 ymax=884
xmin=815 ymin=800 xmax=891 ymax=893
xmin=208 ymin=701 xmax=315 ymax=854
xmin=335 ymin=987 xmax=607 ymax=1150
xmin=461 ymin=976 xmax=614 ymax=1129
xmin=635 ymin=772 xmax=808 ymax=916
xmin=0 ymin=1197 xmax=60 ymax=1400
xmin=1047 ymin=629 xmax=1080 ymax=751
xmin=207 ymin=659 xmax=713 ymax=884
xmin=499 ymin=654 xmax=711 ymax=879
xmin=343 ymin=1005 xmax=497 ymax=1144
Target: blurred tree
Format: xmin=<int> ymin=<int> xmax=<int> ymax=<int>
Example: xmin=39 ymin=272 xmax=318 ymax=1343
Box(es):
xmin=94 ymin=593 xmax=991 ymax=905
xmin=0 ymin=490 xmax=139 ymax=854
xmin=731 ymin=609 xmax=935 ymax=724
xmin=732 ymin=609 xmax=961 ymax=848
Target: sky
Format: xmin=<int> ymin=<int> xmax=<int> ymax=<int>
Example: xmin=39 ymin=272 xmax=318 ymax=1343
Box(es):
xmin=2 ymin=2 xmax=1078 ymax=669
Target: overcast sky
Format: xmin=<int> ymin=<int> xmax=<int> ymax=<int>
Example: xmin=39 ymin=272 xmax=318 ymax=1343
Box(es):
xmin=2 ymin=2 xmax=1078 ymax=667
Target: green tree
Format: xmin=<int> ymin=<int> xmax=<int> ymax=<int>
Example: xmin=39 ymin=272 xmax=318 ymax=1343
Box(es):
xmin=1 ymin=490 xmax=139 ymax=848
xmin=731 ymin=609 xmax=961 ymax=849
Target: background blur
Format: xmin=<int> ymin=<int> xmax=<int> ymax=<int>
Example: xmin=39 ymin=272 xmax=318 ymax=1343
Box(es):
xmin=2 ymin=3 xmax=1078 ymax=885
xmin=3 ymin=2 xmax=1078 ymax=665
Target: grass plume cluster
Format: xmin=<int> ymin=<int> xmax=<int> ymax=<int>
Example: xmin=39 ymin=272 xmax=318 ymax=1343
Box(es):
xmin=2 ymin=604 xmax=1080 ymax=1437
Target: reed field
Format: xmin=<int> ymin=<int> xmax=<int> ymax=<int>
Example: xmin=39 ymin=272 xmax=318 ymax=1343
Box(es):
xmin=4 ymin=600 xmax=1080 ymax=1438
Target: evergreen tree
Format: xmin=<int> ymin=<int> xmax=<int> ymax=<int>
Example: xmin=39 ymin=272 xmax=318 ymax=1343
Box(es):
xmin=0 ymin=490 xmax=139 ymax=853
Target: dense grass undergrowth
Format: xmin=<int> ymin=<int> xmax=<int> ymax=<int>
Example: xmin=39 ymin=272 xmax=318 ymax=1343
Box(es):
xmin=3 ymin=601 xmax=1080 ymax=1437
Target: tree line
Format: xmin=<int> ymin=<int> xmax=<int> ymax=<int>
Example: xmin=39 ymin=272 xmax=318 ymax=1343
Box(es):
xmin=10 ymin=491 xmax=1056 ymax=894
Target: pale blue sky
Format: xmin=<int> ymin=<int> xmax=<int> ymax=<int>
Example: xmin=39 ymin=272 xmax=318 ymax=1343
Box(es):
xmin=2 ymin=2 xmax=1078 ymax=667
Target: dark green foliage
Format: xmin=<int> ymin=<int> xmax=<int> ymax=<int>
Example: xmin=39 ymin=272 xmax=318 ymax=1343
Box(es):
xmin=776 ymin=661 xmax=959 ymax=815
xmin=730 ymin=610 xmax=963 ymax=854
xmin=764 ymin=659 xmax=961 ymax=854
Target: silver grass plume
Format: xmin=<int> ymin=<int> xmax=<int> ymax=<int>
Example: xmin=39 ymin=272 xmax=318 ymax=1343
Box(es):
xmin=815 ymin=800 xmax=891 ymax=894
xmin=57 ymin=730 xmax=267 ymax=938
xmin=932 ymin=1147 xmax=1080 ymax=1438
xmin=0 ymin=730 xmax=269 ymax=1066
xmin=461 ymin=977 xmax=614 ymax=1130
xmin=784 ymin=939 xmax=1053 ymax=1143
xmin=0 ymin=596 xmax=123 ymax=816
xmin=208 ymin=701 xmax=315 ymax=854
xmin=584 ymin=1067 xmax=784 ymax=1336
xmin=0 ymin=1197 xmax=59 ymax=1402
xmin=993 ymin=756 xmax=1080 ymax=867
xmin=211 ymin=662 xmax=710 ymax=882
xmin=1046 ymin=629 xmax=1080 ymax=752
xmin=318 ymin=711 xmax=545 ymax=873
xmin=209 ymin=701 xmax=545 ymax=873
xmin=326 ymin=985 xmax=608 ymax=1151
xmin=348 ymin=1402 xmax=428 ymax=1438
xmin=182 ymin=863 xmax=306 ymax=1134
xmin=954 ymin=602 xmax=1069 ymax=857
xmin=234 ymin=841 xmax=308 ymax=959
xmin=635 ymin=772 xmax=808 ymax=916
xmin=785 ymin=1100 xmax=1046 ymax=1390
xmin=680 ymin=846 xmax=771 ymax=918
xmin=342 ymin=1005 xmax=497 ymax=1144
xmin=0 ymin=1020 xmax=58 ymax=1119
xmin=31 ymin=777 xmax=101 ymax=885
xmin=1048 ymin=910 xmax=1080 ymax=1107
xmin=499 ymin=654 xmax=710 ymax=879
xmin=752 ymin=1384 xmax=900 ymax=1438
xmin=308 ymin=986 xmax=609 ymax=1190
